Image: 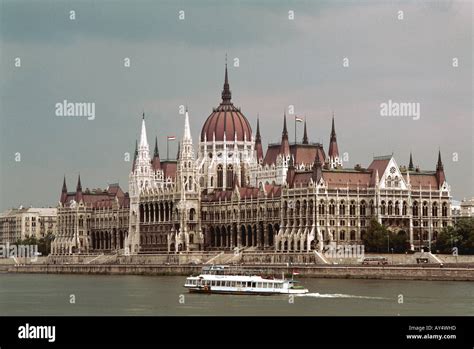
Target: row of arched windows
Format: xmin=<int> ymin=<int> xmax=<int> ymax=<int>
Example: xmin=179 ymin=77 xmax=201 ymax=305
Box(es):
xmin=139 ymin=202 xmax=173 ymax=223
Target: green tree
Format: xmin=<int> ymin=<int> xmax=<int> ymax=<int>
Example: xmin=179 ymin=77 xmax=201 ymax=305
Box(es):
xmin=435 ymin=218 xmax=474 ymax=254
xmin=362 ymin=218 xmax=389 ymax=253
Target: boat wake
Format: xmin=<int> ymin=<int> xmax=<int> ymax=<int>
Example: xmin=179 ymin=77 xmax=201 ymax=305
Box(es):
xmin=296 ymin=293 xmax=386 ymax=300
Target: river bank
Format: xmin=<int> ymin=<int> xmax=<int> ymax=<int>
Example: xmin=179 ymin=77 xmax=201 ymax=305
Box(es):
xmin=3 ymin=263 xmax=473 ymax=281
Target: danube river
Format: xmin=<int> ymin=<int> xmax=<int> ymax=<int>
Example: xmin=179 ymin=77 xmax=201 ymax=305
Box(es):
xmin=0 ymin=274 xmax=472 ymax=316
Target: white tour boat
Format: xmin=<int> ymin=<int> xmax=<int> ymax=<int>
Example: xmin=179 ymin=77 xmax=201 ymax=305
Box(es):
xmin=184 ymin=265 xmax=309 ymax=295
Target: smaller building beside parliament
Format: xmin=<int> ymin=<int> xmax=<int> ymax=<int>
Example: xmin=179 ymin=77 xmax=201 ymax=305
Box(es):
xmin=49 ymin=65 xmax=452 ymax=255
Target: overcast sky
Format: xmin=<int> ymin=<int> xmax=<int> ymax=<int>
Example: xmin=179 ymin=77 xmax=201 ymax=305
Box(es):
xmin=0 ymin=0 xmax=472 ymax=211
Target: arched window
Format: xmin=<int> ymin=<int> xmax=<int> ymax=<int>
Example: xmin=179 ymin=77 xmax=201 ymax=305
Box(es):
xmin=318 ymin=200 xmax=325 ymax=215
xmin=422 ymin=201 xmax=428 ymax=217
xmin=350 ymin=231 xmax=356 ymax=240
xmin=402 ymin=201 xmax=407 ymax=215
xmin=189 ymin=208 xmax=195 ymax=221
xmin=217 ymin=165 xmax=223 ymax=188
xmin=360 ymin=201 xmax=366 ymax=216
xmin=413 ymin=201 xmax=418 ymax=216
xmin=388 ymin=201 xmax=393 ymax=215
xmin=226 ymin=165 xmax=233 ymax=188
xmin=432 ymin=202 xmax=438 ymax=217
xmin=350 ymin=201 xmax=356 ymax=215
xmin=381 ymin=201 xmax=386 ymax=215
xmin=329 ymin=201 xmax=335 ymax=215
xmin=442 ymin=202 xmax=448 ymax=217
xmin=188 ymin=176 xmax=193 ymax=191
xmin=340 ymin=231 xmax=345 ymax=241
xmin=395 ymin=201 xmax=400 ymax=215
xmin=339 ymin=201 xmax=345 ymax=215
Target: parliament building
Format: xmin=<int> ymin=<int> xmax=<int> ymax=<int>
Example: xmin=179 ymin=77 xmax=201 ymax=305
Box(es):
xmin=53 ymin=65 xmax=452 ymax=255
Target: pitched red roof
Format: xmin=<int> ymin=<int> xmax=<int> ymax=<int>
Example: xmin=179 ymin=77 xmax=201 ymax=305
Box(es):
xmin=161 ymin=161 xmax=177 ymax=180
xmin=264 ymin=184 xmax=282 ymax=197
xmin=402 ymin=172 xmax=438 ymax=189
xmin=368 ymin=156 xmax=391 ymax=176
xmin=263 ymin=144 xmax=281 ymax=165
xmin=61 ymin=183 xmax=129 ymax=208
xmin=367 ymin=156 xmax=391 ymax=185
xmin=264 ymin=143 xmax=326 ymax=166
xmin=291 ymin=144 xmax=325 ymax=166
xmin=323 ymin=171 xmax=372 ymax=189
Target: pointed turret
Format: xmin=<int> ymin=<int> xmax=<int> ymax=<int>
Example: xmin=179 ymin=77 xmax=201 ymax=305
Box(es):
xmin=75 ymin=174 xmax=83 ymax=202
xmin=302 ymin=120 xmax=309 ymax=144
xmin=152 ymin=137 xmax=161 ymax=171
xmin=221 ymin=62 xmax=232 ymax=104
xmin=280 ymin=112 xmax=290 ymax=156
xmin=255 ymin=116 xmax=264 ymax=162
xmin=327 ymin=114 xmax=342 ymax=169
xmin=183 ymin=109 xmax=192 ymax=142
xmin=408 ymin=152 xmax=414 ymax=171
xmin=136 ymin=112 xmax=151 ymax=171
xmin=139 ymin=112 xmax=149 ymax=149
xmin=435 ymin=150 xmax=446 ymax=188
xmin=60 ymin=175 xmax=68 ymax=203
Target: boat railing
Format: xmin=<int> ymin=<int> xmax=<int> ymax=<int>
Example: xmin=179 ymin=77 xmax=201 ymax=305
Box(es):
xmin=201 ymin=265 xmax=277 ymax=277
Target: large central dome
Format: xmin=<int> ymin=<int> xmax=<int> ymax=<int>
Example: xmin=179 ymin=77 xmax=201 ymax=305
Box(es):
xmin=200 ymin=66 xmax=252 ymax=142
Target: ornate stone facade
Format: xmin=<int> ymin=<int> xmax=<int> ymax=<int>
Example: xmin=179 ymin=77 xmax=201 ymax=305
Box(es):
xmin=52 ymin=177 xmax=129 ymax=254
xmin=125 ymin=65 xmax=452 ymax=254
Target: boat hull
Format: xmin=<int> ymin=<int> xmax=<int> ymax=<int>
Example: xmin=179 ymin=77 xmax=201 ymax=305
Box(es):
xmin=186 ymin=287 xmax=308 ymax=295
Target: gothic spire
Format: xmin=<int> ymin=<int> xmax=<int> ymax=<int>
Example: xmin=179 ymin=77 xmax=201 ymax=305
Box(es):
xmin=255 ymin=116 xmax=263 ymax=162
xmin=62 ymin=175 xmax=67 ymax=193
xmin=75 ymin=174 xmax=83 ymax=202
xmin=302 ymin=120 xmax=309 ymax=144
xmin=221 ymin=60 xmax=232 ymax=104
xmin=408 ymin=152 xmax=414 ymax=171
xmin=76 ymin=174 xmax=82 ymax=192
xmin=328 ymin=114 xmax=339 ymax=159
xmin=255 ymin=115 xmax=261 ymax=142
xmin=139 ymin=112 xmax=149 ymax=148
xmin=60 ymin=175 xmax=68 ymax=203
xmin=183 ymin=109 xmax=192 ymax=142
xmin=152 ymin=137 xmax=161 ymax=171
xmin=330 ymin=115 xmax=336 ymax=139
xmin=154 ymin=137 xmax=159 ymax=157
xmin=435 ymin=149 xmax=446 ymax=188
xmin=280 ymin=112 xmax=290 ymax=156
xmin=436 ymin=149 xmax=443 ymax=170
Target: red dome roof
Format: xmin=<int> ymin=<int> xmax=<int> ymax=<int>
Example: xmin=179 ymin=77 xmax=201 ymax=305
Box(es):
xmin=200 ymin=65 xmax=252 ymax=142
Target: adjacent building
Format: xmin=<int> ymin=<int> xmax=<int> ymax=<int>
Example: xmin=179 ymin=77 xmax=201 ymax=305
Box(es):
xmin=0 ymin=207 xmax=57 ymax=244
xmin=125 ymin=65 xmax=452 ymax=254
xmin=51 ymin=177 xmax=129 ymax=254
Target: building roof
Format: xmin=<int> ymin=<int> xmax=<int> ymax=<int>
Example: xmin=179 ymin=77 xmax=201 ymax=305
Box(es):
xmin=200 ymin=65 xmax=252 ymax=142
xmin=161 ymin=160 xmax=177 ymax=180
xmin=61 ymin=181 xmax=129 ymax=208
xmin=402 ymin=172 xmax=438 ymax=189
xmin=263 ymin=143 xmax=325 ymax=167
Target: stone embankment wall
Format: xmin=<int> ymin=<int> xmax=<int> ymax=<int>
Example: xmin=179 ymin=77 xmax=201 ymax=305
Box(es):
xmin=6 ymin=264 xmax=474 ymax=281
